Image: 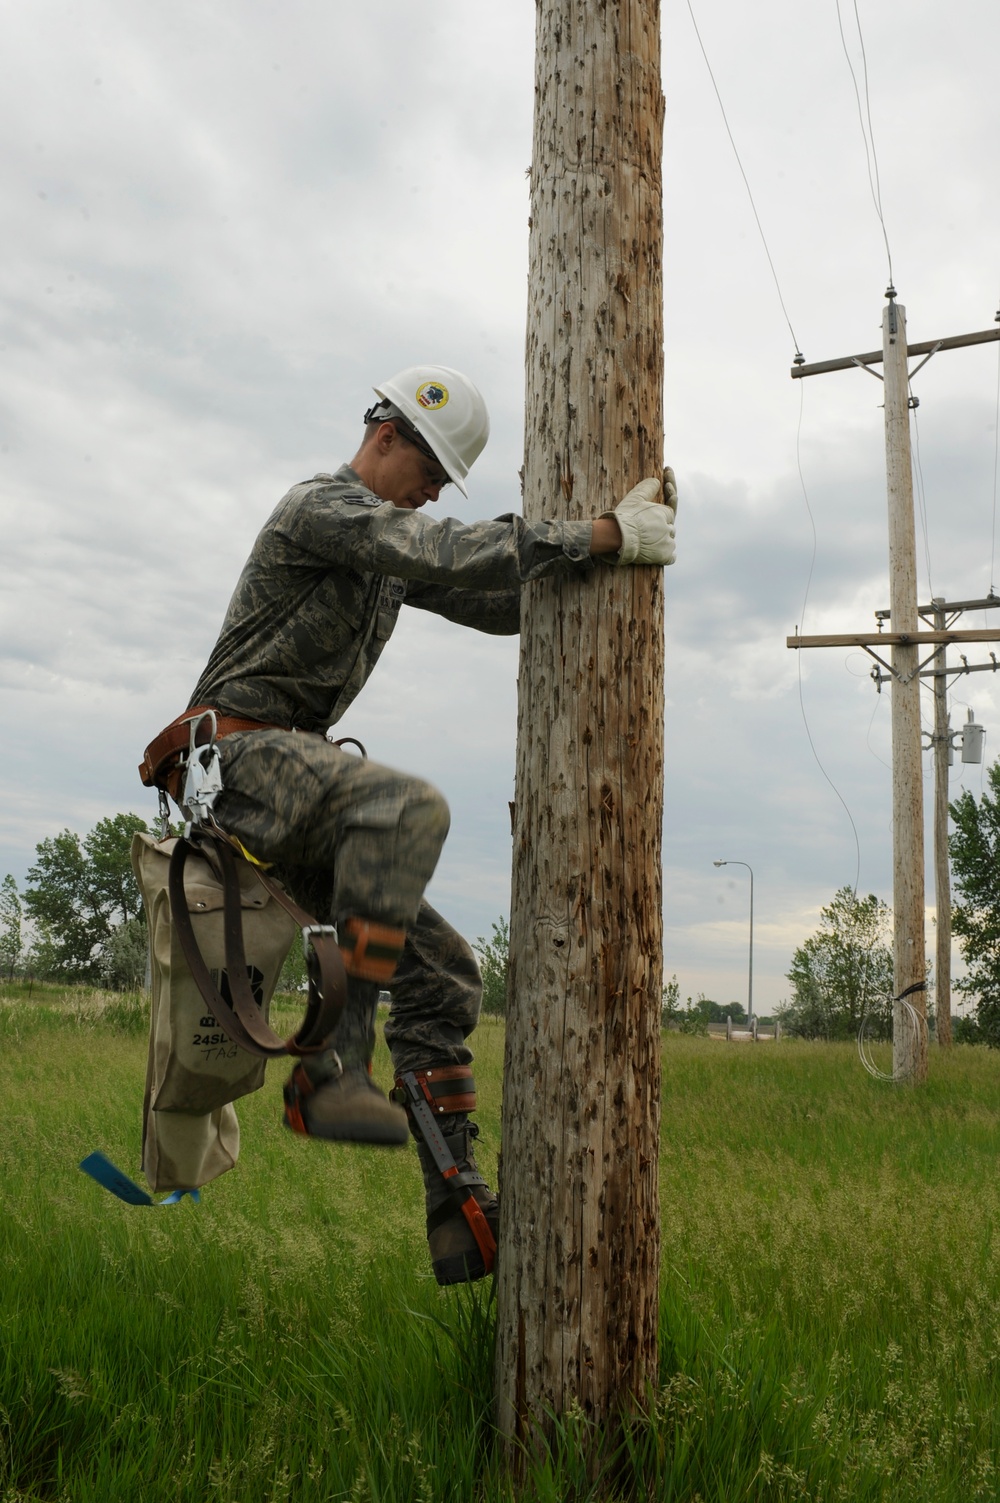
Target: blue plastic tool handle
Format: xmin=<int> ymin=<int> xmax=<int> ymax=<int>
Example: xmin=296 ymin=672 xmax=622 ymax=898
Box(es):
xmin=79 ymin=1152 xmax=200 ymax=1206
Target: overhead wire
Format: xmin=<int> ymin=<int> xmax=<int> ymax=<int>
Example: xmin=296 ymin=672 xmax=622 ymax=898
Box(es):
xmin=835 ymin=0 xmax=894 ymax=284
xmin=822 ymin=11 xmax=1000 ymax=1065
xmin=683 ymin=0 xmax=863 ymax=894
xmin=682 ymin=0 xmax=803 ymax=362
xmin=686 ymin=0 xmax=971 ymax=1077
xmin=864 ymin=691 xmax=891 ymax=774
xmin=834 ymin=0 xmax=943 ymax=787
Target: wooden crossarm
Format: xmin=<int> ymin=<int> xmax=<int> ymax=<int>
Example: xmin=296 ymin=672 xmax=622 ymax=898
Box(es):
xmin=787 ymin=628 xmax=1000 ymax=649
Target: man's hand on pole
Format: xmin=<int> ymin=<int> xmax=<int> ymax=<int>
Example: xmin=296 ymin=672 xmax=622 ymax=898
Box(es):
xmin=603 ymin=470 xmax=677 ymax=567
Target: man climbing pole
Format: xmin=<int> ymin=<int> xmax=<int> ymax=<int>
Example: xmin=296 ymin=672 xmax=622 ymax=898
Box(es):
xmin=143 ymin=363 xmax=676 ymax=1284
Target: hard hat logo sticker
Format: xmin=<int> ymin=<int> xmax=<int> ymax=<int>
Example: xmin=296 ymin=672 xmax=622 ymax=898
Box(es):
xmin=416 ymin=382 xmax=449 ymax=410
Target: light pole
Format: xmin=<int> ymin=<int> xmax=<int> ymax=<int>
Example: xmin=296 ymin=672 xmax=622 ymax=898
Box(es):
xmin=713 ymin=860 xmax=754 ymax=1030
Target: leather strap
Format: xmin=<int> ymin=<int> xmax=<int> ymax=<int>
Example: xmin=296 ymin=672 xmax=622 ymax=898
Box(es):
xmin=339 ymin=916 xmax=406 ymax=983
xmin=455 ymin=1187 xmax=497 ymax=1272
xmin=167 ymin=827 xmax=346 ymax=1060
xmin=394 ymin=1065 xmax=477 ymax=1116
xmin=394 ymin=1071 xmax=496 ymax=1274
xmin=139 ymin=705 xmax=287 ymax=792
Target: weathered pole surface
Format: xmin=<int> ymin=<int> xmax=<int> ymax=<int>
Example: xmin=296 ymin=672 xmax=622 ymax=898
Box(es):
xmin=495 ymin=0 xmax=665 ymax=1453
xmin=931 ymin=600 xmax=952 ymax=1047
xmin=883 ymin=296 xmax=928 ymax=1082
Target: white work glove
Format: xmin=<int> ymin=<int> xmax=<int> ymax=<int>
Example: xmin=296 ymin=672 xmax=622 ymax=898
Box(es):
xmin=604 ymin=469 xmax=677 ymax=566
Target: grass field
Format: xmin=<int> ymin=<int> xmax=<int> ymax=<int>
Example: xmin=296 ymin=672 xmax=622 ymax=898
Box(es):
xmin=2 ymin=983 xmax=1000 ymax=1501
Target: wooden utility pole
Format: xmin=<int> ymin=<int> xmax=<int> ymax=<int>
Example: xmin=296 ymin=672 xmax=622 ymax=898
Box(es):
xmin=788 ymin=293 xmax=1000 ymax=1081
xmin=882 ymin=297 xmax=927 ymax=1081
xmin=495 ymin=0 xmax=664 ymax=1459
xmin=905 ymin=592 xmax=995 ymax=1047
xmin=931 ymin=599 xmax=952 ymax=1047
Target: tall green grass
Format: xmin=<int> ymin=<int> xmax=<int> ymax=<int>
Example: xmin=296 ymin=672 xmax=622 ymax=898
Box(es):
xmin=2 ymin=988 xmax=1000 ymax=1500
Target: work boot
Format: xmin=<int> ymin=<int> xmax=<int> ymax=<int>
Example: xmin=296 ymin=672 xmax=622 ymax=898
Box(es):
xmin=282 ymin=973 xmax=409 ymax=1146
xmin=283 ymin=1049 xmax=409 ymax=1147
xmin=416 ymin=1120 xmax=499 ymax=1285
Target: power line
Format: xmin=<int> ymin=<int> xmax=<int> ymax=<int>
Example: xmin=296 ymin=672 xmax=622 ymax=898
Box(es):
xmin=834 ymin=0 xmax=893 ymax=284
xmin=684 ymin=0 xmax=868 ymax=893
xmin=684 ymin=2 xmax=867 ymax=890
xmin=683 ymin=0 xmax=803 ymax=362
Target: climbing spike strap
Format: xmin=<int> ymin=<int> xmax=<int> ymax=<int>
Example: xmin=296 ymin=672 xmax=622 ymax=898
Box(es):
xmin=283 ymin=1062 xmax=319 ymax=1137
xmin=394 ymin=1065 xmax=477 ymax=1118
xmin=393 ymin=1069 xmax=495 ymax=1274
xmin=339 ymin=915 xmax=406 ymax=984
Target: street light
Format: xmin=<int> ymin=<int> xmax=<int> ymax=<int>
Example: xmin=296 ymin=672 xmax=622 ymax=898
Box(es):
xmin=713 ymin=859 xmax=754 ymax=1029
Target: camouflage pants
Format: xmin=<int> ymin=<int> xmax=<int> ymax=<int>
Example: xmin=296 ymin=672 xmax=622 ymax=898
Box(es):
xmin=214 ymin=729 xmax=482 ymax=1076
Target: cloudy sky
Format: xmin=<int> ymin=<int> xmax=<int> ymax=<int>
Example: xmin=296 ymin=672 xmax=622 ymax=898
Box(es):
xmin=2 ymin=0 xmax=999 ymax=1013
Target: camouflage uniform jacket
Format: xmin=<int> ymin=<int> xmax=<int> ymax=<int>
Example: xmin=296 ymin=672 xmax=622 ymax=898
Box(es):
xmin=189 ymin=464 xmax=597 ymax=733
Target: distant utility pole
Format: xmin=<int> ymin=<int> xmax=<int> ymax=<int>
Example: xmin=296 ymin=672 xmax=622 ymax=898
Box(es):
xmin=869 ymin=594 xmax=993 ymax=1048
xmin=788 ymin=290 xmax=1000 ymax=1083
xmin=496 ymin=0 xmax=664 ymax=1464
xmin=930 ymin=599 xmax=950 ymax=1046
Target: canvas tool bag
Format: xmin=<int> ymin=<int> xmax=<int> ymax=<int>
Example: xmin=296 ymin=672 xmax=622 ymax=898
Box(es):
xmin=133 ymin=828 xmax=347 ymax=1190
xmin=133 ymin=710 xmax=350 ymax=1191
xmin=132 ymin=831 xmax=297 ymax=1189
xmin=133 ymin=830 xmax=306 ymax=1111
xmin=132 ymin=835 xmax=288 ymax=1184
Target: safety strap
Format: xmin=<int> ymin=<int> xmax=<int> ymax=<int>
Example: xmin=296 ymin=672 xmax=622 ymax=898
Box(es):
xmin=393 ymin=1069 xmax=496 ymax=1274
xmin=168 ymin=826 xmax=346 ymax=1060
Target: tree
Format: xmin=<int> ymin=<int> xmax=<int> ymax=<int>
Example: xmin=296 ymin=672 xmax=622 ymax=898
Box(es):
xmin=474 ymin=916 xmax=509 ymax=1016
xmin=100 ymin=916 xmax=149 ymax=991
xmin=23 ymin=814 xmax=149 ymax=983
xmin=661 ymin=973 xmax=680 ymax=1027
xmin=85 ymin=813 xmax=146 ymax=925
xmin=661 ymin=982 xmax=747 ymax=1032
xmin=0 ymin=874 xmax=23 ymax=979
xmin=784 ymin=887 xmax=894 ymax=1040
xmin=24 ymin=830 xmax=96 ymax=979
xmin=950 ymin=763 xmax=1000 ymax=1045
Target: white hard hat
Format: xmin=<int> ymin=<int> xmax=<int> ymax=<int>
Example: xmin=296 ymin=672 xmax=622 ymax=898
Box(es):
xmin=372 ymin=365 xmax=489 ymax=498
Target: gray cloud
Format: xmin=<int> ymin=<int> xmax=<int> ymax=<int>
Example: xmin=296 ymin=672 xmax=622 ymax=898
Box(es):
xmin=2 ymin=0 xmax=999 ymax=1014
